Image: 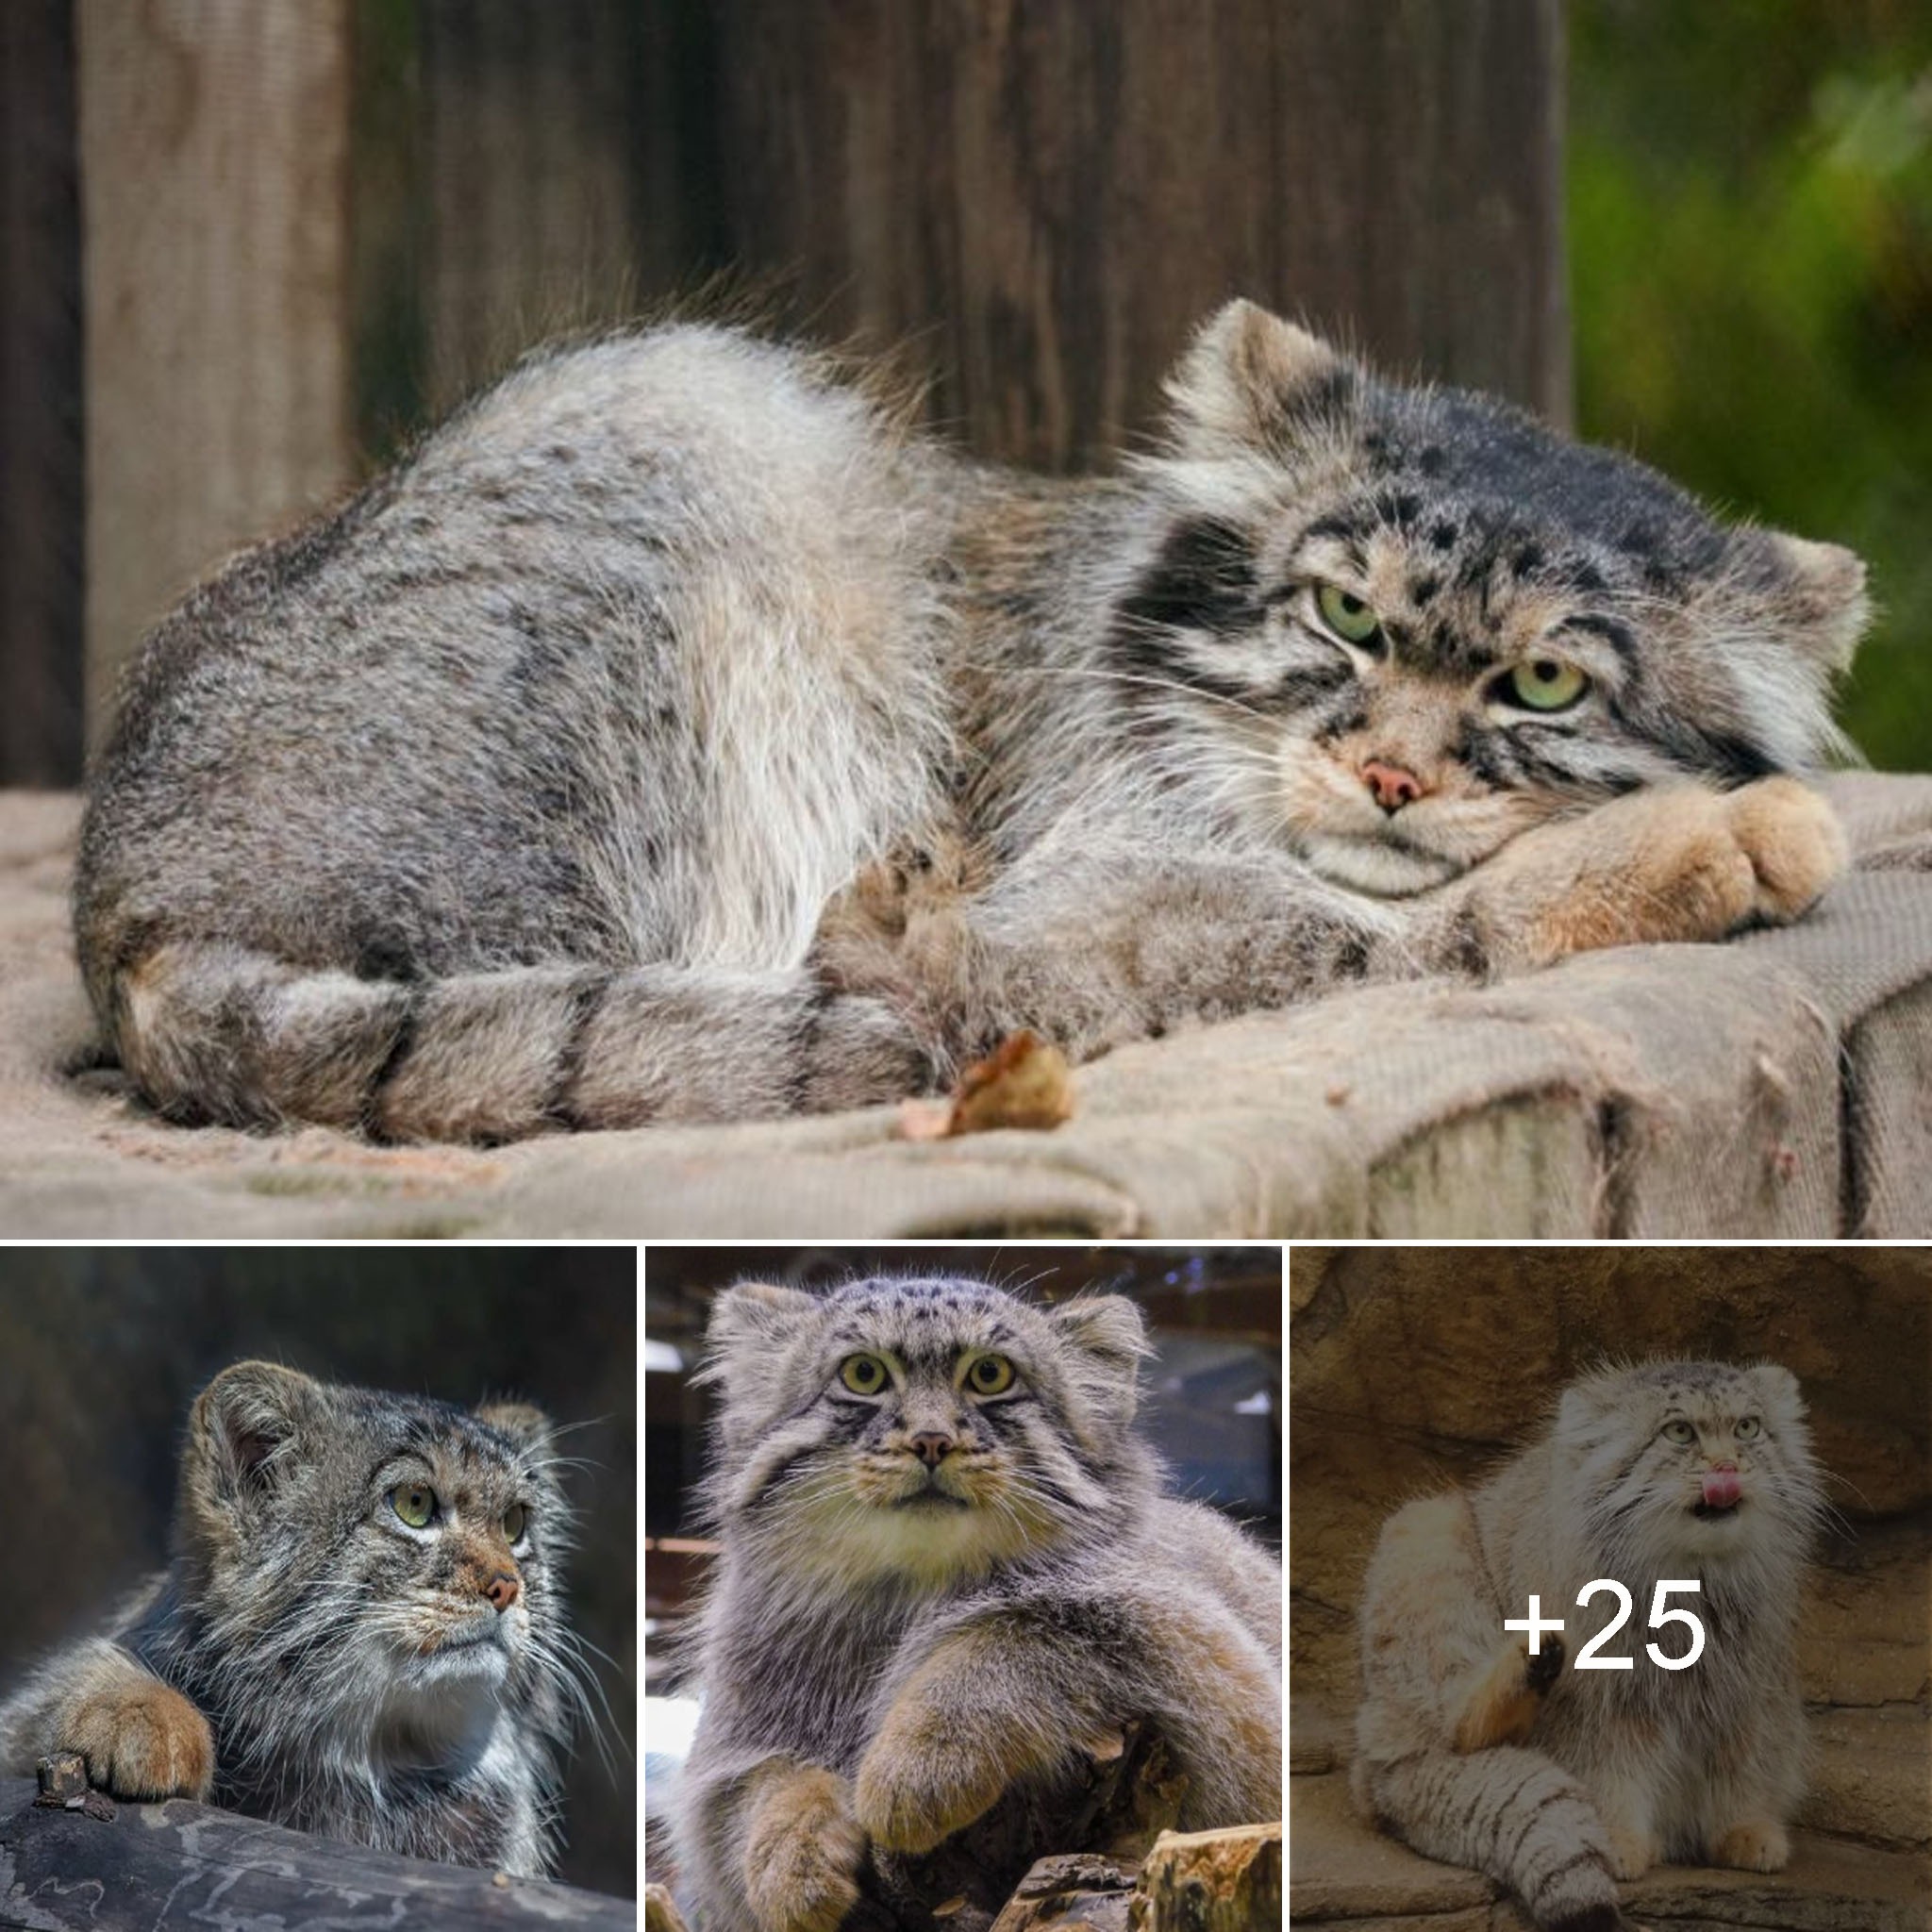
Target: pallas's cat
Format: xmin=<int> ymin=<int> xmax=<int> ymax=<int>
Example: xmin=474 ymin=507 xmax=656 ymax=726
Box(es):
xmin=76 ymin=302 xmax=1865 ymax=1141
xmin=671 ymin=1276 xmax=1281 ymax=1932
xmin=1353 ymin=1359 xmax=1824 ymax=1932
xmin=0 ymin=1361 xmax=586 ymax=1876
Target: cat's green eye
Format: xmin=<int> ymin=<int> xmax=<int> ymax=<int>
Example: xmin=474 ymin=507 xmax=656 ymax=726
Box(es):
xmin=1735 ymin=1417 xmax=1761 ymax=1441
xmin=1662 ymin=1420 xmax=1695 ymax=1445
xmin=503 ymin=1503 xmax=527 ymax=1542
xmin=391 ymin=1482 xmax=436 ymax=1528
xmin=965 ymin=1355 xmax=1016 ymax=1396
xmin=1314 ymin=583 xmax=1382 ymax=647
xmin=1502 ymin=658 xmax=1589 ymax=711
xmin=840 ymin=1354 xmax=891 ymax=1396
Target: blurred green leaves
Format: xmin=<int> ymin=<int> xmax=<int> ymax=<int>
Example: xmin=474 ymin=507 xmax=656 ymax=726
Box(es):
xmin=1572 ymin=1 xmax=1932 ymax=768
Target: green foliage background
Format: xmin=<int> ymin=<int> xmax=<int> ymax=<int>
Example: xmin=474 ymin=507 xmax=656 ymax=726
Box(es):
xmin=1572 ymin=1 xmax=1932 ymax=770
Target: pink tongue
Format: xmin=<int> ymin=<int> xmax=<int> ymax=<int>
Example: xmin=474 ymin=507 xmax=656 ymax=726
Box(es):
xmin=1702 ymin=1468 xmax=1742 ymax=1508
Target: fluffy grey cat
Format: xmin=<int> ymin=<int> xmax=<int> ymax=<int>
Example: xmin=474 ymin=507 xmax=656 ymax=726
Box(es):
xmin=76 ymin=300 xmax=1865 ymax=1140
xmin=0 ymin=1361 xmax=586 ymax=1876
xmin=669 ymin=1275 xmax=1282 ymax=1932
xmin=1352 ymin=1359 xmax=1825 ymax=1932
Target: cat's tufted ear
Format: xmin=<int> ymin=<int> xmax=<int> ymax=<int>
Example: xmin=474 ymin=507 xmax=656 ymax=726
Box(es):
xmin=695 ymin=1281 xmax=823 ymax=1386
xmin=184 ymin=1359 xmax=320 ymax=1519
xmin=476 ymin=1399 xmax=554 ymax=1452
xmin=1163 ymin=299 xmax=1349 ymax=459
xmin=1728 ymin=527 xmax=1870 ymax=672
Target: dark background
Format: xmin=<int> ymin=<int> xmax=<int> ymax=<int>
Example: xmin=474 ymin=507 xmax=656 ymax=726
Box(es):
xmin=0 ymin=1246 xmax=637 ymax=1899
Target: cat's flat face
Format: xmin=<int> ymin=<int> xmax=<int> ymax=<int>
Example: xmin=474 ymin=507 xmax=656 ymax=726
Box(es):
xmin=1117 ymin=302 xmax=1867 ymax=896
xmin=1554 ymin=1358 xmax=1822 ymax=1574
xmin=180 ymin=1363 xmax=569 ymax=1761
xmin=700 ymin=1278 xmax=1148 ymax=1591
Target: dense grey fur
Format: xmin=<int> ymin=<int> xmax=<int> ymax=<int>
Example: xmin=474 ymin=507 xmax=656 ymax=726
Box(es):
xmin=670 ymin=1276 xmax=1282 ymax=1932
xmin=0 ymin=1362 xmax=583 ymax=1874
xmin=1353 ymin=1359 xmax=1824 ymax=1932
xmin=76 ymin=303 xmax=1869 ymax=1140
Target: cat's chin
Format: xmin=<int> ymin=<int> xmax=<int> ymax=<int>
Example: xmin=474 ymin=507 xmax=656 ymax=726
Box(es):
xmin=1297 ymin=832 xmax=1464 ymax=898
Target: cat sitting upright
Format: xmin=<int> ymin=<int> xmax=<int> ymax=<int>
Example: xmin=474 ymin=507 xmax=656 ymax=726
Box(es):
xmin=75 ymin=300 xmax=1866 ymax=1141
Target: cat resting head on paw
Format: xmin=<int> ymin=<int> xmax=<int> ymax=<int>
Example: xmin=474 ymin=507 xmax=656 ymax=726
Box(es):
xmin=1116 ymin=300 xmax=1869 ymax=896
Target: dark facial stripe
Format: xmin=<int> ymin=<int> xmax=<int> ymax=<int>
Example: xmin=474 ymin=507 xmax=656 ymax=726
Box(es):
xmin=1114 ymin=517 xmax=1259 ymax=639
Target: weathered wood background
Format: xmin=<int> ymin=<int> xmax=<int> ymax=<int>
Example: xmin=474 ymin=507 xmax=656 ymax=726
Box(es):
xmin=0 ymin=0 xmax=1564 ymax=781
xmin=0 ymin=1776 xmax=636 ymax=1931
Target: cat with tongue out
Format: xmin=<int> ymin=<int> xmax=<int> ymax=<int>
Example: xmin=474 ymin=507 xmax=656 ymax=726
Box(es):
xmin=1355 ymin=1358 xmax=1827 ymax=1932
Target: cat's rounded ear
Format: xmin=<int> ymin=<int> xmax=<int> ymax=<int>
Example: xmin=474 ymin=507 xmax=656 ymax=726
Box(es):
xmin=184 ymin=1359 xmax=319 ymax=1516
xmin=1163 ymin=299 xmax=1348 ymax=458
xmin=1748 ymin=1361 xmax=1806 ymax=1419
xmin=476 ymin=1399 xmax=553 ymax=1452
xmin=692 ymin=1281 xmax=824 ymax=1396
xmin=1049 ymin=1294 xmax=1152 ymax=1423
xmin=1728 ymin=527 xmax=1871 ymax=672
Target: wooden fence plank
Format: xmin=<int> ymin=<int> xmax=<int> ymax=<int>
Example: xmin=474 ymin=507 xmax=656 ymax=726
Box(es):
xmin=75 ymin=0 xmax=355 ymax=739
xmin=0 ymin=1 xmax=85 ymax=786
xmin=0 ymin=1775 xmax=635 ymax=1932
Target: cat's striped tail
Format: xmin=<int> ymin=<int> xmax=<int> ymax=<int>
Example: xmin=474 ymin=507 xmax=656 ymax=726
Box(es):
xmin=97 ymin=941 xmax=933 ymax=1141
xmin=1356 ymin=1745 xmax=1629 ymax=1932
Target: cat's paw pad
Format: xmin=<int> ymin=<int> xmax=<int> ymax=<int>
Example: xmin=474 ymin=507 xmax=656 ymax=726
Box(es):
xmin=1711 ymin=1818 xmax=1790 ymax=1872
xmin=1722 ymin=777 xmax=1847 ymax=922
xmin=742 ymin=1767 xmax=866 ymax=1932
xmin=853 ymin=1731 xmax=1006 ymax=1856
xmin=1603 ymin=1823 xmax=1657 ymax=1881
xmin=67 ymin=1681 xmax=214 ymax=1801
xmin=1524 ymin=1634 xmax=1565 ymax=1693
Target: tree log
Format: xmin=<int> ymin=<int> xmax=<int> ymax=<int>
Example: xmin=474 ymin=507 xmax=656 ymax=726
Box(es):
xmin=0 ymin=1775 xmax=636 ymax=1931
xmin=1127 ymin=1823 xmax=1282 ymax=1932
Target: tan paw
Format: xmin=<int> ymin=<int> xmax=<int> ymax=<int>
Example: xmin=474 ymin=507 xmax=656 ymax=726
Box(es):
xmin=66 ymin=1680 xmax=214 ymax=1800
xmin=742 ymin=1765 xmax=866 ymax=1932
xmin=1721 ymin=776 xmax=1847 ymax=920
xmin=1604 ymin=1822 xmax=1657 ymax=1881
xmin=853 ymin=1724 xmax=1008 ymax=1857
xmin=1711 ymin=1818 xmax=1790 ymax=1872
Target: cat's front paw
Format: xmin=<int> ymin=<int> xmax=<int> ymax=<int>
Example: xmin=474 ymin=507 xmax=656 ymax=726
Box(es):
xmin=1721 ymin=777 xmax=1847 ymax=921
xmin=64 ymin=1679 xmax=214 ymax=1801
xmin=1710 ymin=1818 xmax=1790 ymax=1872
xmin=1603 ymin=1821 xmax=1658 ymax=1881
xmin=741 ymin=1764 xmax=866 ymax=1932
xmin=853 ymin=1718 xmax=1008 ymax=1857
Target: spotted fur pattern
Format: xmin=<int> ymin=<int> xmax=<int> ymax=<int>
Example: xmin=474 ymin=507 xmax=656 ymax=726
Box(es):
xmin=1352 ymin=1359 xmax=1824 ymax=1931
xmin=76 ymin=303 xmax=1867 ymax=1139
xmin=0 ymin=1362 xmax=585 ymax=1875
xmin=670 ymin=1276 xmax=1282 ymax=1932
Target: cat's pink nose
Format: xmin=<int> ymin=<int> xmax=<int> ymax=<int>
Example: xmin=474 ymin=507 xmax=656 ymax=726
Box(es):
xmin=1360 ymin=758 xmax=1425 ymax=813
xmin=1702 ymin=1465 xmax=1742 ymax=1508
xmin=908 ymin=1432 xmax=954 ymax=1467
xmin=484 ymin=1571 xmax=522 ymax=1611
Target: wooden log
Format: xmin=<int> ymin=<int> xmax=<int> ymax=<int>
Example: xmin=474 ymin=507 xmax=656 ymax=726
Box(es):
xmin=643 ymin=1881 xmax=691 ymax=1932
xmin=0 ymin=1775 xmax=636 ymax=1931
xmin=1127 ymin=1823 xmax=1283 ymax=1932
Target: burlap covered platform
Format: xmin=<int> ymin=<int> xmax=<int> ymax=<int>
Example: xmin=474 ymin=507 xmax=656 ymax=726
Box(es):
xmin=3 ymin=775 xmax=1930 ymax=1239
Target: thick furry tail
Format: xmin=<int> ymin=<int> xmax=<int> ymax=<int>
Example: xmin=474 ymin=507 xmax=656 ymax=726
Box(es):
xmin=1355 ymin=1746 xmax=1627 ymax=1932
xmin=102 ymin=941 xmax=931 ymax=1141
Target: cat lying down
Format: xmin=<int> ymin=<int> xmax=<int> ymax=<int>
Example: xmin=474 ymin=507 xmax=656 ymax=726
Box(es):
xmin=75 ymin=301 xmax=1865 ymax=1141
